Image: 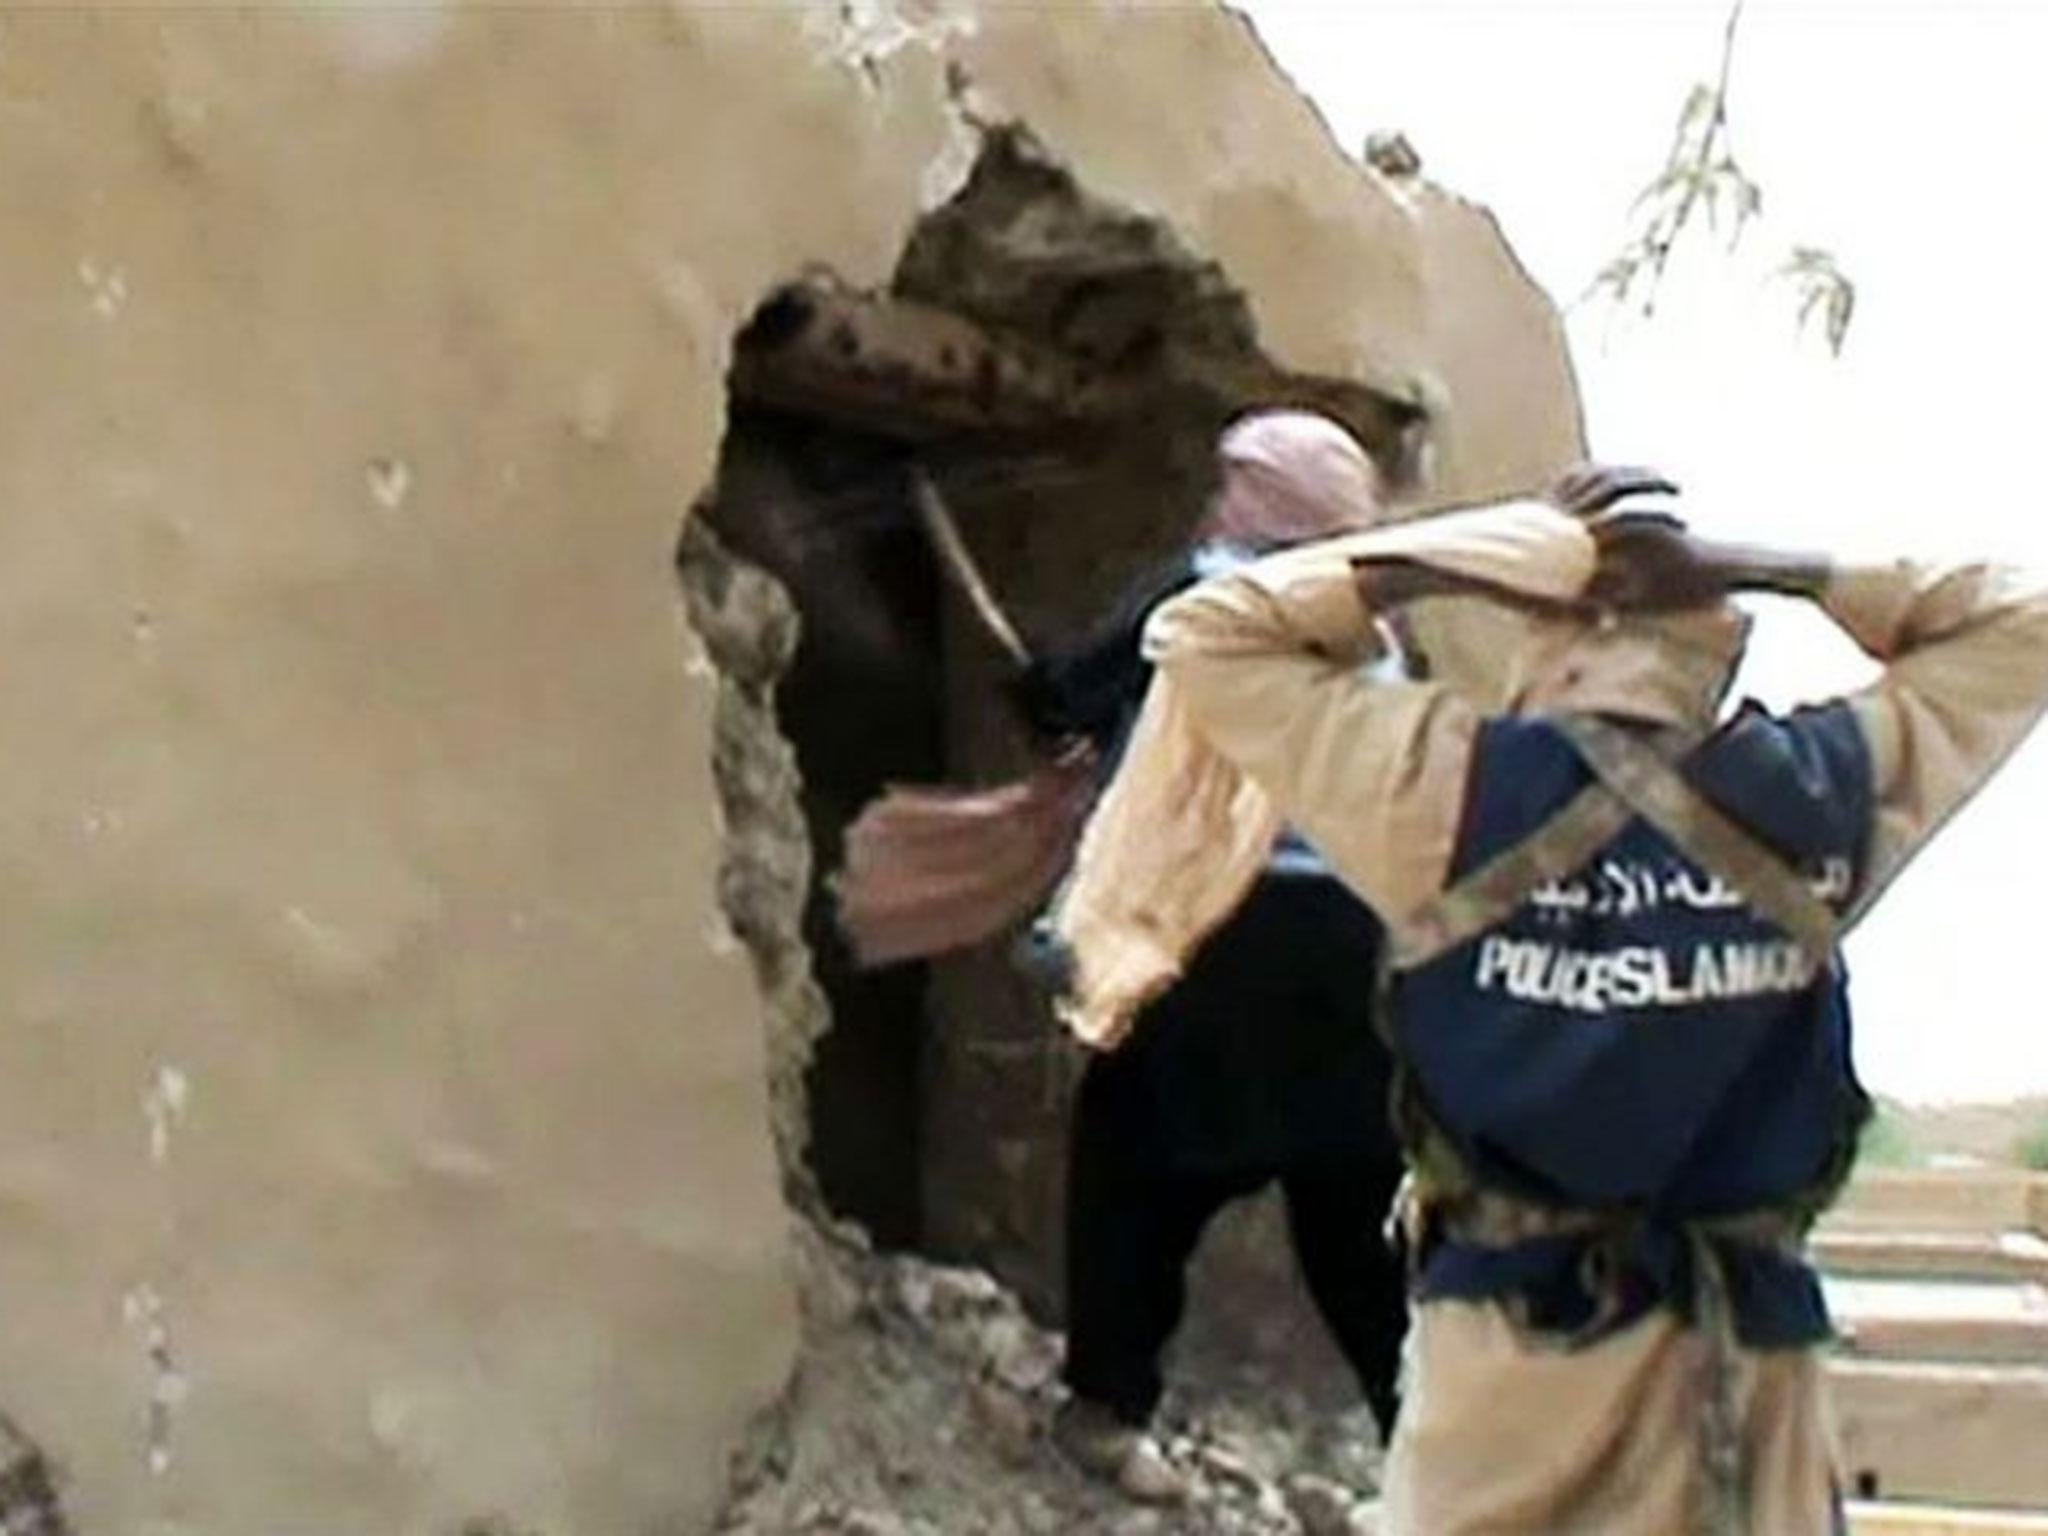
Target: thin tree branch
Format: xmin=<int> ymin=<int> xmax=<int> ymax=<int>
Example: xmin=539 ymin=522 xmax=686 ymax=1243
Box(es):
xmin=1584 ymin=0 xmax=1853 ymax=354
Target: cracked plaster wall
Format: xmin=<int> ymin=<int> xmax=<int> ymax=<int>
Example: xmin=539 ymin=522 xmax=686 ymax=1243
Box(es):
xmin=0 ymin=5 xmax=1580 ymax=1532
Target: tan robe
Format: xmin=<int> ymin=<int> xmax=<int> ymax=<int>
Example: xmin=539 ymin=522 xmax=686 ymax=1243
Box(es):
xmin=1055 ymin=500 xmax=2048 ymax=1534
xmin=1051 ymin=501 xmax=1600 ymax=1047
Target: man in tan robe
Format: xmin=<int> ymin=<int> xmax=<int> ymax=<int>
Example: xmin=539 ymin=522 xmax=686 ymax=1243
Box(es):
xmin=1052 ymin=494 xmax=2048 ymax=1532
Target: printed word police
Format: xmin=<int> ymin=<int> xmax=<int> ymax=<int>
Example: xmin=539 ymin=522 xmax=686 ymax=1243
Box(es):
xmin=1471 ymin=935 xmax=1818 ymax=1015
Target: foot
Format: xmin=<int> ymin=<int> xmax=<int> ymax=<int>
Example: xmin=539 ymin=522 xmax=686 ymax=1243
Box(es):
xmin=1051 ymin=1398 xmax=1187 ymax=1504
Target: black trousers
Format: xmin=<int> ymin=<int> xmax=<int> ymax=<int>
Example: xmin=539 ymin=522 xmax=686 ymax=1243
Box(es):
xmin=1059 ymin=872 xmax=1408 ymax=1436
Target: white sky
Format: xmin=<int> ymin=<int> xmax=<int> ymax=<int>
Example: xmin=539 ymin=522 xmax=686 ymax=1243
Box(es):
xmin=1240 ymin=0 xmax=2048 ymax=1101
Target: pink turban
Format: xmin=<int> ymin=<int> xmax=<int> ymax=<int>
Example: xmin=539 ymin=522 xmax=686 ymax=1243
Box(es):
xmin=1204 ymin=410 xmax=1387 ymax=547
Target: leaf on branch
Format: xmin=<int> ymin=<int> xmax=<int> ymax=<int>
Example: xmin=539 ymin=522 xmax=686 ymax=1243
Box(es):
xmin=1584 ymin=0 xmax=1855 ymax=356
xmin=1629 ymin=163 xmax=1697 ymax=215
xmin=1586 ymin=250 xmax=1646 ymax=307
xmin=1674 ymin=82 xmax=1719 ymax=152
xmin=1702 ymin=163 xmax=1763 ymax=249
xmin=1823 ymin=276 xmax=1857 ymax=355
xmin=1777 ymin=247 xmax=1856 ymax=355
xmin=1731 ymin=176 xmax=1762 ymax=243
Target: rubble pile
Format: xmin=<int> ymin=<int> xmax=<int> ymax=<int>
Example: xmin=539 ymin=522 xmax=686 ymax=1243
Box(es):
xmin=715 ymin=1223 xmax=1385 ymax=1536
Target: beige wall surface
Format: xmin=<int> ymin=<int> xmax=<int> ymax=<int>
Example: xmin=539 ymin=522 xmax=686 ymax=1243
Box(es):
xmin=0 ymin=5 xmax=1579 ymax=1532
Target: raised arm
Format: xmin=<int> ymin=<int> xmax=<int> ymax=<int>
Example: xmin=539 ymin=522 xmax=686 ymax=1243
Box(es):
xmin=1142 ymin=503 xmax=1598 ymax=921
xmin=1817 ymin=559 xmax=2048 ymax=900
xmin=1009 ymin=556 xmax=1194 ymax=749
xmin=1568 ymin=516 xmax=2048 ymax=905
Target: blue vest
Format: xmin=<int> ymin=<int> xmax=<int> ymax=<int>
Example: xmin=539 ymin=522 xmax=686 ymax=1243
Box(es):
xmin=1390 ymin=703 xmax=1876 ymax=1345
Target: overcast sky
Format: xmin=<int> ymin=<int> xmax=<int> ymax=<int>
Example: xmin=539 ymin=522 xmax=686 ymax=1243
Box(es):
xmin=1240 ymin=0 xmax=2048 ymax=1101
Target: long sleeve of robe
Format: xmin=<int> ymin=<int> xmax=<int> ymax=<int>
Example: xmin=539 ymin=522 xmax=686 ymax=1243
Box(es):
xmin=1104 ymin=513 xmax=2048 ymax=1536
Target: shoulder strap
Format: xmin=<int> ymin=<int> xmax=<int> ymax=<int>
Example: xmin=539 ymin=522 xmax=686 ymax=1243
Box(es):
xmin=1382 ymin=714 xmax=1865 ymax=1284
xmin=1390 ymin=713 xmax=1848 ymax=972
xmin=1390 ymin=782 xmax=1634 ymax=971
xmin=1554 ymin=715 xmax=1841 ymax=957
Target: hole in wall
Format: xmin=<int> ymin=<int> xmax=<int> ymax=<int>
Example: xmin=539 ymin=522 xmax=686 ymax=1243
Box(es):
xmin=681 ymin=125 xmax=1424 ymax=1279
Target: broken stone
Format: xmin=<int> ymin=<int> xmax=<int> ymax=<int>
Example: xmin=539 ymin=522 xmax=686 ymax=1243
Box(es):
xmin=835 ymin=1510 xmax=939 ymax=1536
xmin=0 ymin=1416 xmax=71 ymax=1536
xmin=893 ymin=1265 xmax=935 ymax=1323
xmin=1304 ymin=1407 xmax=1386 ymax=1493
xmin=922 ymin=1264 xmax=1006 ymax=1315
xmin=1285 ymin=1472 xmax=1364 ymax=1536
xmin=714 ymin=1220 xmax=1399 ymax=1533
xmin=968 ymin=1377 xmax=1038 ymax=1467
xmin=1017 ymin=1491 xmax=1060 ymax=1534
xmin=977 ymin=1308 xmax=1059 ymax=1393
xmin=1255 ymin=1481 xmax=1294 ymax=1527
xmin=1201 ymin=1413 xmax=1300 ymax=1485
xmin=788 ymin=1218 xmax=871 ymax=1331
xmin=1197 ymin=1440 xmax=1265 ymax=1497
xmin=1362 ymin=131 xmax=1423 ymax=179
xmin=675 ymin=515 xmax=829 ymax=1217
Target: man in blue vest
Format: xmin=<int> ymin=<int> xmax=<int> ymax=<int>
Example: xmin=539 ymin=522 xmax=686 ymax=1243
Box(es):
xmin=1053 ymin=492 xmax=2048 ymax=1532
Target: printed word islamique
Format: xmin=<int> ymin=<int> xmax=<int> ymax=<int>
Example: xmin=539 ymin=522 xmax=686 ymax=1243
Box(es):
xmin=1472 ymin=936 xmax=1818 ymax=1014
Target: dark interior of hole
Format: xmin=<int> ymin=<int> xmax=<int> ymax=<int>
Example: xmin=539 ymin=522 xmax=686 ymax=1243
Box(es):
xmin=697 ymin=401 xmax=1209 ymax=1259
xmin=696 ymin=127 xmax=1427 ymax=1272
xmin=701 ymin=407 xmax=945 ymax=1249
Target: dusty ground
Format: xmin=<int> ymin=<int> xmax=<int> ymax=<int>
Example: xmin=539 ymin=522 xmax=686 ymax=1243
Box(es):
xmin=711 ymin=1098 xmax=2048 ymax=1534
xmin=714 ymin=1222 xmax=1386 ymax=1536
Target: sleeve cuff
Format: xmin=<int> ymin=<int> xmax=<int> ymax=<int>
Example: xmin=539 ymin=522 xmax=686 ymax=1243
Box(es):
xmin=1268 ymin=549 xmax=1380 ymax=655
xmin=1820 ymin=562 xmax=1923 ymax=658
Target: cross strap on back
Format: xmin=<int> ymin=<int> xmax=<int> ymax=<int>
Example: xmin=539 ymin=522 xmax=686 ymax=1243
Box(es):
xmin=1391 ymin=713 xmax=1850 ymax=972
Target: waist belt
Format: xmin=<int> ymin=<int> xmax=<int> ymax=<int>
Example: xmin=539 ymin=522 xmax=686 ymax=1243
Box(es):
xmin=1417 ymin=1192 xmax=1828 ymax=1351
xmin=1405 ymin=1184 xmax=1826 ymax=1536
